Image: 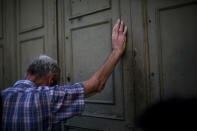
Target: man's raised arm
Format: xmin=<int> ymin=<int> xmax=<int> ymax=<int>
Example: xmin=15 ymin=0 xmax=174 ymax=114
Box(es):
xmin=82 ymin=19 xmax=128 ymax=98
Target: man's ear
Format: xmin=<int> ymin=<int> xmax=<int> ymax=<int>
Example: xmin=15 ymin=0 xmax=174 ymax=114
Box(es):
xmin=48 ymin=74 xmax=57 ymax=86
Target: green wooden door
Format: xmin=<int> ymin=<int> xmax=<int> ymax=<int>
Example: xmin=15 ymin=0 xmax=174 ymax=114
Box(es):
xmin=147 ymin=0 xmax=197 ymax=102
xmin=59 ymin=0 xmax=133 ymax=130
xmin=15 ymin=0 xmax=57 ymax=79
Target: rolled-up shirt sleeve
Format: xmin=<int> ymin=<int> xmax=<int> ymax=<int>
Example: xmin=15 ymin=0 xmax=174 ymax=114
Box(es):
xmin=49 ymin=83 xmax=85 ymax=123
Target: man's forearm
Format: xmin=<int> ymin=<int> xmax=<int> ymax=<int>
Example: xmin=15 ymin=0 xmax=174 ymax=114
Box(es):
xmin=82 ymin=50 xmax=122 ymax=97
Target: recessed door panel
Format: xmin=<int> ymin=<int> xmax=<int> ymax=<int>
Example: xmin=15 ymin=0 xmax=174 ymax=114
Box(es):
xmin=70 ymin=0 xmax=110 ymax=17
xmin=160 ymin=3 xmax=197 ymax=98
xmin=19 ymin=0 xmax=44 ymax=33
xmin=71 ymin=21 xmax=113 ymax=103
xmin=20 ymin=37 xmax=44 ymax=77
xmin=148 ymin=0 xmax=197 ymax=100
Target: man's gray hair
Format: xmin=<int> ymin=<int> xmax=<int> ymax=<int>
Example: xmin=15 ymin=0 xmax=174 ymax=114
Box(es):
xmin=26 ymin=55 xmax=60 ymax=80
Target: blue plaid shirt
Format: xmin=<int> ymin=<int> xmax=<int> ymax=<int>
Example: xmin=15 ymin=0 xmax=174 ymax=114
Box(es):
xmin=1 ymin=80 xmax=85 ymax=131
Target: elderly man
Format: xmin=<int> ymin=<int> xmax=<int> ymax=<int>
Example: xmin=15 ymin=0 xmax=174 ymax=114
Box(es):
xmin=1 ymin=19 xmax=127 ymax=131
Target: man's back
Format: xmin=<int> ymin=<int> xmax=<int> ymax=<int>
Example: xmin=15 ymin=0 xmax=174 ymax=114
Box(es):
xmin=1 ymin=80 xmax=84 ymax=131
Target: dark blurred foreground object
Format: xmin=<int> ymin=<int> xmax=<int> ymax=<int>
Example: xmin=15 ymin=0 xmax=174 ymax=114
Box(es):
xmin=136 ymin=97 xmax=197 ymax=131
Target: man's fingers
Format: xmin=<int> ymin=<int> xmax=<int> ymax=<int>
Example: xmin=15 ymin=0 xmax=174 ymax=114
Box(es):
xmin=116 ymin=19 xmax=121 ymax=33
xmin=119 ymin=21 xmax=124 ymax=32
xmin=113 ymin=19 xmax=120 ymax=33
xmin=123 ymin=26 xmax=128 ymax=35
xmin=112 ymin=24 xmax=117 ymax=33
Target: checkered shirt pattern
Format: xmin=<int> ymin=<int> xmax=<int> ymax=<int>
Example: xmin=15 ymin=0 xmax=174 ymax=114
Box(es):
xmin=1 ymin=80 xmax=85 ymax=131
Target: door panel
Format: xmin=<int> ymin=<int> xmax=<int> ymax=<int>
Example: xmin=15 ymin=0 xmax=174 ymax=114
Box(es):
xmin=20 ymin=37 xmax=44 ymax=77
xmin=70 ymin=0 xmax=110 ymax=17
xmin=160 ymin=3 xmax=197 ymax=98
xmin=63 ymin=0 xmax=129 ymax=130
xmin=71 ymin=21 xmax=113 ymax=103
xmin=16 ymin=0 xmax=57 ymax=79
xmin=19 ymin=0 xmax=44 ymax=33
xmin=148 ymin=0 xmax=197 ymax=101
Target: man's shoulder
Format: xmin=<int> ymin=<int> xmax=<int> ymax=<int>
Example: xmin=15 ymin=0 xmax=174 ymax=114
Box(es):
xmin=1 ymin=80 xmax=48 ymax=95
xmin=1 ymin=81 xmax=84 ymax=96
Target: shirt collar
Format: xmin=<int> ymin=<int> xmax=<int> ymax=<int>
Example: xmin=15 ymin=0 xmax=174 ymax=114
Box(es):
xmin=14 ymin=80 xmax=37 ymax=87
